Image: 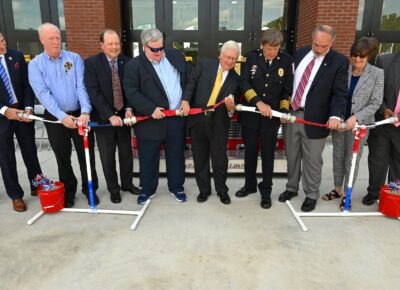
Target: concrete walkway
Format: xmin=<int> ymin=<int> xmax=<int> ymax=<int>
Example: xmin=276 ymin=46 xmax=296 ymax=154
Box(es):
xmin=0 ymin=138 xmax=399 ymax=290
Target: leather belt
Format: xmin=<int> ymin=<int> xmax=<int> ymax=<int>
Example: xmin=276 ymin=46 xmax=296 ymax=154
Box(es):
xmin=204 ymin=110 xmax=214 ymax=116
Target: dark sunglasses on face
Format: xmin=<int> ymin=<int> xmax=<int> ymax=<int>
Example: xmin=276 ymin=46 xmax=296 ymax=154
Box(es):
xmin=352 ymin=53 xmax=367 ymax=59
xmin=147 ymin=45 xmax=164 ymax=53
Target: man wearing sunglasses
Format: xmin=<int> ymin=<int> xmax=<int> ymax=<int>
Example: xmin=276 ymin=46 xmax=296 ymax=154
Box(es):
xmin=124 ymin=28 xmax=190 ymax=205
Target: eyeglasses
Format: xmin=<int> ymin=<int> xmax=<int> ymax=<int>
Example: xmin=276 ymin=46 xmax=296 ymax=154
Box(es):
xmin=351 ymin=53 xmax=367 ymax=59
xmin=147 ymin=45 xmax=164 ymax=53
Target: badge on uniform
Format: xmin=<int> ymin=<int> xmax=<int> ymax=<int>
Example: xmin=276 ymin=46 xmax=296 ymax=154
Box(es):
xmin=278 ymin=68 xmax=284 ymax=77
xmin=64 ymin=61 xmax=73 ymax=73
xmin=251 ymin=65 xmax=257 ymax=76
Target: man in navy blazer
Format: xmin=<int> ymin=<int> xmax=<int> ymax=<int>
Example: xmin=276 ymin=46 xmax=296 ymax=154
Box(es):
xmin=0 ymin=31 xmax=42 ymax=212
xmin=124 ymin=28 xmax=190 ymax=205
xmin=85 ymin=29 xmax=140 ymax=204
xmin=278 ymin=25 xmax=349 ymax=212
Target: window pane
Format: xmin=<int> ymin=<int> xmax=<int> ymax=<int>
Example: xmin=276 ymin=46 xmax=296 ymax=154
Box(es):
xmin=356 ymin=0 xmax=365 ymax=30
xmin=173 ymin=42 xmax=198 ymax=65
xmin=219 ymin=0 xmax=245 ymax=31
xmin=130 ymin=0 xmax=156 ymax=30
xmin=261 ymin=0 xmax=289 ymax=30
xmin=12 ymin=0 xmax=42 ymax=30
xmin=173 ymin=0 xmax=198 ymax=30
xmin=378 ymin=42 xmax=400 ymax=54
xmin=380 ymin=0 xmax=400 ymax=31
xmin=17 ymin=42 xmax=42 ymax=57
xmin=132 ymin=42 xmax=140 ymax=57
xmin=57 ymin=0 xmax=65 ymax=30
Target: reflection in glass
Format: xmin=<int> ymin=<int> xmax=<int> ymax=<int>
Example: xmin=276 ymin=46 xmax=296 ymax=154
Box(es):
xmin=219 ymin=0 xmax=245 ymax=31
xmin=261 ymin=0 xmax=289 ymax=30
xmin=379 ymin=42 xmax=400 ymax=54
xmin=12 ymin=0 xmax=42 ymax=30
xmin=173 ymin=0 xmax=198 ymax=30
xmin=173 ymin=42 xmax=198 ymax=65
xmin=130 ymin=0 xmax=156 ymax=30
xmin=380 ymin=0 xmax=400 ymax=31
xmin=356 ymin=0 xmax=365 ymax=30
xmin=57 ymin=0 xmax=65 ymax=30
xmin=17 ymin=42 xmax=42 ymax=56
xmin=132 ymin=42 xmax=140 ymax=57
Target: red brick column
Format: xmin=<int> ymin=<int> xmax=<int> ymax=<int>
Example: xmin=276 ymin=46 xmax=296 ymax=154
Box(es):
xmin=296 ymin=0 xmax=359 ymax=56
xmin=63 ymin=0 xmax=121 ymax=59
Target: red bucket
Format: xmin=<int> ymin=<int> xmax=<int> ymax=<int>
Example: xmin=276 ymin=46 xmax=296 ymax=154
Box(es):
xmin=38 ymin=181 xmax=65 ymax=213
xmin=379 ymin=185 xmax=400 ymax=218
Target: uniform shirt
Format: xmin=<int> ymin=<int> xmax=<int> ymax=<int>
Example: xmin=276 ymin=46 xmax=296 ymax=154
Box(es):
xmin=28 ymin=50 xmax=91 ymax=121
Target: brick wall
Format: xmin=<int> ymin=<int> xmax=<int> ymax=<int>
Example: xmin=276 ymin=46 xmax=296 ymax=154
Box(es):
xmin=296 ymin=0 xmax=359 ymax=56
xmin=64 ymin=0 xmax=121 ymax=59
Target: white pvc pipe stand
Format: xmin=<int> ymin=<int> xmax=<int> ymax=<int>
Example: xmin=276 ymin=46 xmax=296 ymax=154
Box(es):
xmin=285 ymin=200 xmax=399 ymax=232
xmin=27 ymin=199 xmax=151 ymax=231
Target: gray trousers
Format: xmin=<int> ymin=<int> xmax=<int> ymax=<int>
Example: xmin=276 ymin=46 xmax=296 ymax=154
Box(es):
xmin=332 ymin=129 xmax=369 ymax=194
xmin=283 ymin=111 xmax=326 ymax=200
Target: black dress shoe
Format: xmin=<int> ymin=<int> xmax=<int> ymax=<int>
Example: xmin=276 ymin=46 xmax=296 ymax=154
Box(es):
xmin=260 ymin=197 xmax=272 ymax=209
xmin=301 ymin=197 xmax=317 ymax=212
xmin=278 ymin=190 xmax=298 ymax=202
xmin=235 ymin=186 xmax=257 ymax=198
xmin=362 ymin=193 xmax=379 ymax=206
xmin=197 ymin=192 xmax=211 ymax=203
xmin=217 ymin=192 xmax=231 ymax=204
xmin=110 ymin=192 xmax=122 ymax=203
xmin=64 ymin=199 xmax=75 ymax=208
xmin=122 ymin=184 xmax=140 ymax=195
xmin=83 ymin=192 xmax=100 ymax=206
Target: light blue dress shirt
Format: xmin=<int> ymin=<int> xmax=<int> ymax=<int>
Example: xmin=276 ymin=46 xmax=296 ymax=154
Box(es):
xmin=151 ymin=55 xmax=182 ymax=110
xmin=28 ymin=50 xmax=91 ymax=121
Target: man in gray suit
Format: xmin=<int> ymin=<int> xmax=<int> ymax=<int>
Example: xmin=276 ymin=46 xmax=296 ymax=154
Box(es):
xmin=365 ymin=52 xmax=400 ymax=205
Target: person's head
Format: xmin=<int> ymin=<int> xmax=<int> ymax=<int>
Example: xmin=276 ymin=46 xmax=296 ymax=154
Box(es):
xmin=311 ymin=25 xmax=336 ymax=57
xmin=260 ymin=28 xmax=283 ymax=61
xmin=100 ymin=29 xmax=121 ymax=60
xmin=0 ymin=31 xmax=7 ymax=55
xmin=349 ymin=36 xmax=378 ymax=68
xmin=219 ymin=40 xmax=240 ymax=71
xmin=141 ymin=28 xmax=164 ymax=62
xmin=38 ymin=23 xmax=61 ymax=58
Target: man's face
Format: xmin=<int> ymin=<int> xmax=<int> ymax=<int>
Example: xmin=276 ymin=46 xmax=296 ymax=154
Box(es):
xmin=144 ymin=39 xmax=164 ymax=62
xmin=0 ymin=33 xmax=7 ymax=55
xmin=40 ymin=27 xmax=62 ymax=58
xmin=312 ymin=31 xmax=333 ymax=57
xmin=219 ymin=48 xmax=239 ymax=71
xmin=262 ymin=43 xmax=280 ymax=61
xmin=101 ymin=32 xmax=121 ymax=60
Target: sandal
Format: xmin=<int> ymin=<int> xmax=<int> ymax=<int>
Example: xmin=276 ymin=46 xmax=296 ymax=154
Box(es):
xmin=339 ymin=196 xmax=351 ymax=211
xmin=322 ymin=189 xmax=342 ymax=201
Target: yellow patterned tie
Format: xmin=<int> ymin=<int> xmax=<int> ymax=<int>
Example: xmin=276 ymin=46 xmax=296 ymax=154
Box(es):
xmin=207 ymin=69 xmax=223 ymax=106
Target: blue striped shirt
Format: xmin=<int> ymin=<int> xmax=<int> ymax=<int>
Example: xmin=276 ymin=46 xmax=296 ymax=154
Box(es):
xmin=28 ymin=50 xmax=91 ymax=121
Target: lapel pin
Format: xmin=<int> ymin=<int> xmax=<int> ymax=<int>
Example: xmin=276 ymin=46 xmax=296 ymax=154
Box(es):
xmin=9 ymin=56 xmax=12 ymax=60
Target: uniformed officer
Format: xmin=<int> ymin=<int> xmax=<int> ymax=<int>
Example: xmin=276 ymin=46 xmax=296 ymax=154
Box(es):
xmin=236 ymin=28 xmax=293 ymax=209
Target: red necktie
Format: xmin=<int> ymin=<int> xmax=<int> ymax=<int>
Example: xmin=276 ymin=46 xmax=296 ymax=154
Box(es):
xmin=292 ymin=57 xmax=316 ymax=111
xmin=111 ymin=60 xmax=123 ymax=111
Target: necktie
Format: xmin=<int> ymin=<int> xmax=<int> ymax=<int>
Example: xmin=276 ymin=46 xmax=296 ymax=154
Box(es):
xmin=291 ymin=56 xmax=316 ymax=111
xmin=207 ymin=69 xmax=223 ymax=107
xmin=393 ymin=90 xmax=400 ymax=127
xmin=0 ymin=56 xmax=15 ymax=105
xmin=110 ymin=60 xmax=123 ymax=111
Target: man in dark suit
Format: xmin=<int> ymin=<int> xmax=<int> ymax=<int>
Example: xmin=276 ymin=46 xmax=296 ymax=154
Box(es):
xmin=236 ymin=28 xmax=293 ymax=209
xmin=124 ymin=28 xmax=190 ymax=205
xmin=0 ymin=30 xmax=42 ymax=212
xmin=365 ymin=52 xmax=400 ymax=205
xmin=182 ymin=40 xmax=240 ymax=205
xmin=85 ymin=29 xmax=140 ymax=204
xmin=278 ymin=25 xmax=349 ymax=212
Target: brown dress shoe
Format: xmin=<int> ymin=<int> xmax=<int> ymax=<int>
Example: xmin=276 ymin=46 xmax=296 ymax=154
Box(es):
xmin=12 ymin=198 xmax=27 ymax=212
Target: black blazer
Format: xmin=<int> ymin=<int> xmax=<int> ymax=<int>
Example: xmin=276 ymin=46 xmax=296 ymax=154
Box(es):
xmin=295 ymin=46 xmax=349 ymax=139
xmin=84 ymin=52 xmax=131 ymax=122
xmin=0 ymin=49 xmax=34 ymax=133
xmin=124 ymin=48 xmax=190 ymax=140
xmin=375 ymin=52 xmax=400 ymax=121
xmin=183 ymin=58 xmax=240 ymax=129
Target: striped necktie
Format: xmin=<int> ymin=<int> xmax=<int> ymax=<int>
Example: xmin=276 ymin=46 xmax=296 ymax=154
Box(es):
xmin=291 ymin=56 xmax=316 ymax=111
xmin=0 ymin=56 xmax=14 ymax=105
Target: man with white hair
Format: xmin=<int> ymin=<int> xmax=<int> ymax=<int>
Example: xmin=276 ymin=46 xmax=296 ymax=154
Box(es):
xmin=29 ymin=23 xmax=99 ymax=208
xmin=182 ymin=40 xmax=240 ymax=205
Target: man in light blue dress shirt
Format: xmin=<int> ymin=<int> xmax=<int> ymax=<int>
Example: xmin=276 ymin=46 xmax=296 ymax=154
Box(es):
xmin=28 ymin=23 xmax=98 ymax=208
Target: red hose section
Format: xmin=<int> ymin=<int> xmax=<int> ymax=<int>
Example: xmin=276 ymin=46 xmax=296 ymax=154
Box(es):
xmin=294 ymin=118 xmax=328 ymax=128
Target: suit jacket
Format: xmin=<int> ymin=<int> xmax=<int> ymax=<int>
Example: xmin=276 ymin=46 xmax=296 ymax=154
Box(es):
xmin=0 ymin=49 xmax=34 ymax=133
xmin=84 ymin=52 xmax=131 ymax=122
xmin=375 ymin=52 xmax=400 ymax=121
xmin=124 ymin=48 xmax=190 ymax=140
xmin=183 ymin=58 xmax=240 ymax=129
xmin=294 ymin=46 xmax=349 ymax=139
xmin=348 ymin=63 xmax=384 ymax=125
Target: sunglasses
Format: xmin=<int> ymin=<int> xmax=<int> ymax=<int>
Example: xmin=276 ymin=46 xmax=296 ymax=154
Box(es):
xmin=147 ymin=45 xmax=164 ymax=53
xmin=351 ymin=53 xmax=367 ymax=59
